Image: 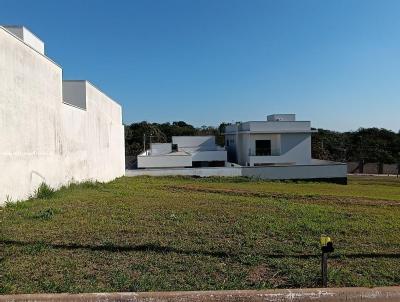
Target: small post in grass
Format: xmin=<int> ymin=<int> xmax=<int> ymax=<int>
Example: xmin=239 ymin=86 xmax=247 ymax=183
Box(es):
xmin=320 ymin=235 xmax=334 ymax=287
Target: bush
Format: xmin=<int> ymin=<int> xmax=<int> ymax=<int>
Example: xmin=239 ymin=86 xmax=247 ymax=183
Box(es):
xmin=33 ymin=183 xmax=55 ymax=199
xmin=33 ymin=208 xmax=55 ymax=220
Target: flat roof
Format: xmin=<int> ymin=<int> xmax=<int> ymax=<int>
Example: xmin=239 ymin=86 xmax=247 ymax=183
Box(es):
xmin=224 ymin=130 xmax=317 ymax=134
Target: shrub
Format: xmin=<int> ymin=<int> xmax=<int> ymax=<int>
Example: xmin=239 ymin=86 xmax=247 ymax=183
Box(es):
xmin=33 ymin=208 xmax=55 ymax=220
xmin=34 ymin=183 xmax=55 ymax=199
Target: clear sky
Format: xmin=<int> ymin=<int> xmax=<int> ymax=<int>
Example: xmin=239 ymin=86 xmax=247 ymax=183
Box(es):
xmin=1 ymin=0 xmax=399 ymax=132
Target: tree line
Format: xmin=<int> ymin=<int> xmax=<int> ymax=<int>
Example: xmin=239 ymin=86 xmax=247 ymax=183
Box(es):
xmin=125 ymin=121 xmax=400 ymax=165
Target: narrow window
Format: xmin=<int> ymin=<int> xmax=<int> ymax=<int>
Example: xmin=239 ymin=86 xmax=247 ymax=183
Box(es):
xmin=226 ymin=139 xmax=230 ymax=147
xmin=255 ymin=140 xmax=271 ymax=156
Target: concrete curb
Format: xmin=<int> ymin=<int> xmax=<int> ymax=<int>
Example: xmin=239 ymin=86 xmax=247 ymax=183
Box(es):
xmin=1 ymin=287 xmax=400 ymax=302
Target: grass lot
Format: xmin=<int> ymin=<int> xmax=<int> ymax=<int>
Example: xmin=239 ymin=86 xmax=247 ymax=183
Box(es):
xmin=1 ymin=175 xmax=400 ymax=294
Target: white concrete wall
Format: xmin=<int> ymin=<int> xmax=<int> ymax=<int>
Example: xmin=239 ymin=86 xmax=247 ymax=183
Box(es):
xmin=151 ymin=143 xmax=172 ymax=155
xmin=21 ymin=27 xmax=45 ymax=55
xmin=249 ymin=133 xmax=311 ymax=166
xmin=173 ymin=136 xmax=215 ymax=150
xmin=226 ymin=124 xmax=312 ymax=166
xmin=248 ymin=134 xmax=281 ymax=156
xmin=267 ymin=114 xmax=296 ymax=122
xmin=239 ymin=121 xmax=311 ymax=132
xmin=242 ymin=163 xmax=347 ymax=180
xmin=127 ymin=163 xmax=347 ymax=181
xmin=137 ymin=154 xmax=192 ymax=168
xmin=0 ymin=26 xmax=64 ymax=203
xmin=3 ymin=26 xmax=45 ymax=54
xmin=191 ymin=150 xmax=227 ymax=162
xmin=60 ymin=82 xmax=125 ymax=184
xmin=127 ymin=167 xmax=242 ymax=177
xmin=0 ymin=27 xmax=124 ymax=204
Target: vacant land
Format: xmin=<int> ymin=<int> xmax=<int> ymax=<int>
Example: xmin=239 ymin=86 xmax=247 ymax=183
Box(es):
xmin=1 ymin=175 xmax=399 ymax=294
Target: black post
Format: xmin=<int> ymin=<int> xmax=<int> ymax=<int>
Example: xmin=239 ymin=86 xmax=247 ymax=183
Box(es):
xmin=321 ymin=252 xmax=328 ymax=287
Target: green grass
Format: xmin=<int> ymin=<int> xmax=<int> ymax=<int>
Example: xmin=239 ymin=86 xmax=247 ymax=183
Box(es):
xmin=1 ymin=175 xmax=400 ymax=294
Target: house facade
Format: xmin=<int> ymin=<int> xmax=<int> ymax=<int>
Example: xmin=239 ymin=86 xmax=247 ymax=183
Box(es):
xmin=137 ymin=136 xmax=227 ymax=168
xmin=224 ymin=114 xmax=314 ymax=166
xmin=0 ymin=26 xmax=125 ymax=203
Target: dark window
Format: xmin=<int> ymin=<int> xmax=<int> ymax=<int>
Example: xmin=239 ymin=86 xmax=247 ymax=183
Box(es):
xmin=226 ymin=140 xmax=229 ymax=147
xmin=172 ymin=144 xmax=178 ymax=152
xmin=255 ymin=140 xmax=271 ymax=156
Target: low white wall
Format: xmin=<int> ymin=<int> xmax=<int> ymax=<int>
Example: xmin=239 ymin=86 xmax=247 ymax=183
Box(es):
xmin=191 ymin=150 xmax=227 ymax=162
xmin=137 ymin=154 xmax=192 ymax=168
xmin=127 ymin=163 xmax=347 ymax=181
xmin=126 ymin=167 xmax=242 ymax=177
xmin=242 ymin=163 xmax=347 ymax=180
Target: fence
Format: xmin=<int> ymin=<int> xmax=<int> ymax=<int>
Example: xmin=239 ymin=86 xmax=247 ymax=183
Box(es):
xmin=347 ymin=162 xmax=399 ymax=175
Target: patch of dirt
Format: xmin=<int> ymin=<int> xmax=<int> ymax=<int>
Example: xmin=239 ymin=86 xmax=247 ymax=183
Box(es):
xmin=246 ymin=265 xmax=287 ymax=287
xmin=167 ymin=185 xmax=400 ymax=207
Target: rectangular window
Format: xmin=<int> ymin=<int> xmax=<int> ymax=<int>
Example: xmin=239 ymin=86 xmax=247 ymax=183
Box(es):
xmin=255 ymin=140 xmax=271 ymax=156
xmin=226 ymin=139 xmax=230 ymax=147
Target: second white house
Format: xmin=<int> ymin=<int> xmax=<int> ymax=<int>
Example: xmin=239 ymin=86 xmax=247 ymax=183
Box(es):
xmin=137 ymin=136 xmax=227 ymax=168
xmin=224 ymin=114 xmax=314 ymax=166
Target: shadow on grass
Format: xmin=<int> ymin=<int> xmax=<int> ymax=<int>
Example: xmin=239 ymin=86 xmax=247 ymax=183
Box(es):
xmin=2 ymin=239 xmax=400 ymax=260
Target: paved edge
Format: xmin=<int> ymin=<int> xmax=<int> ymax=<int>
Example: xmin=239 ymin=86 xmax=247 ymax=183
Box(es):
xmin=1 ymin=287 xmax=400 ymax=302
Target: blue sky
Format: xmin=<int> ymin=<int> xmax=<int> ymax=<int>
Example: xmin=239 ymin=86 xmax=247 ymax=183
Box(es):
xmin=1 ymin=0 xmax=399 ymax=131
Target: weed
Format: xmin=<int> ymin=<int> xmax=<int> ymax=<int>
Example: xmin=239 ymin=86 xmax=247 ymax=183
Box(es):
xmin=33 ymin=183 xmax=55 ymax=199
xmin=33 ymin=208 xmax=55 ymax=220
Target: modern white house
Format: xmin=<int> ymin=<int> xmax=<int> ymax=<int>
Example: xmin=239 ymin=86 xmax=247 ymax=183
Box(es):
xmin=137 ymin=136 xmax=227 ymax=168
xmin=0 ymin=26 xmax=125 ymax=204
xmin=224 ymin=114 xmax=314 ymax=166
xmin=221 ymin=114 xmax=347 ymax=183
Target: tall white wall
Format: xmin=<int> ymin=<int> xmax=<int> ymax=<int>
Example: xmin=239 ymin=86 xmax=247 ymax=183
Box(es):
xmin=0 ymin=27 xmax=64 ymax=203
xmin=84 ymin=82 xmax=125 ymax=181
xmin=0 ymin=27 xmax=125 ymax=204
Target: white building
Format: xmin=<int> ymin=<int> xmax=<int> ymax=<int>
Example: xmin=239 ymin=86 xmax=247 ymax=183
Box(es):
xmin=0 ymin=26 xmax=125 ymax=204
xmin=225 ymin=114 xmax=314 ymax=166
xmin=222 ymin=114 xmax=347 ymax=183
xmin=137 ymin=136 xmax=227 ymax=168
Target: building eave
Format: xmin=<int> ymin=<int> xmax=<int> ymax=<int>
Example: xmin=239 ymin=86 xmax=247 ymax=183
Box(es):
xmin=224 ymin=130 xmax=316 ymax=135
